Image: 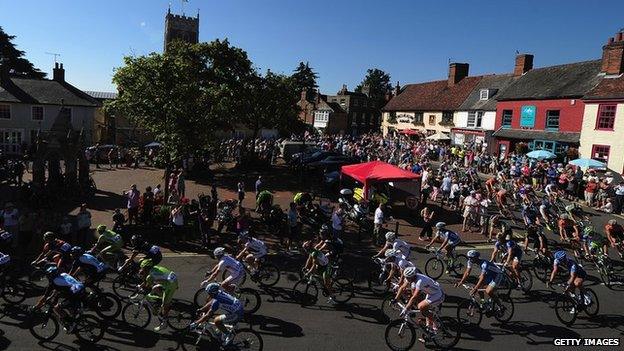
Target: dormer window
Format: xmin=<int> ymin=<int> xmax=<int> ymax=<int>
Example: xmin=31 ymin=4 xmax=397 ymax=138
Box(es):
xmin=479 ymin=89 xmax=489 ymax=100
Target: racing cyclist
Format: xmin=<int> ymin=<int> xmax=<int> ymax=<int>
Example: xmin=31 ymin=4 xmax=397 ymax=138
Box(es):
xmin=91 ymin=225 xmax=124 ymax=267
xmin=394 ymin=267 xmax=444 ymax=333
xmin=605 ymin=219 xmax=624 ymax=259
xmin=547 ymin=250 xmax=586 ymax=296
xmin=491 ymin=234 xmax=523 ymax=288
xmin=235 ymin=232 xmax=267 ymax=276
xmin=68 ymin=246 xmax=108 ymax=287
xmin=455 ymin=250 xmax=504 ymax=310
xmin=133 ymin=259 xmax=178 ymax=332
xmin=32 ymin=266 xmax=85 ymax=333
xmin=374 ymin=232 xmax=411 ymax=260
xmin=119 ymin=235 xmax=162 ymax=273
xmin=203 ymin=247 xmax=244 ymax=294
xmin=522 ymin=224 xmax=549 ymax=255
xmin=383 ymin=249 xmax=416 ymax=289
xmin=189 ymin=283 xmax=243 ymax=346
xmin=426 ymin=222 xmax=461 ymax=273
xmin=32 ymin=232 xmax=72 ymax=270
xmin=303 ymin=241 xmax=334 ymax=303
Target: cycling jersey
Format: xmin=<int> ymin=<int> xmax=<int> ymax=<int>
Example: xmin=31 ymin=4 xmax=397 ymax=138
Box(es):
xmin=311 ymin=250 xmax=329 ymax=266
xmin=553 ymin=256 xmax=586 ymax=278
xmin=0 ymin=230 xmax=12 ymax=242
xmin=468 ymin=259 xmax=502 ymax=278
xmin=44 ymin=239 xmax=71 ymax=254
xmin=438 ymin=229 xmax=460 ymax=245
xmin=99 ymin=230 xmax=123 ymax=248
xmin=71 ymin=253 xmax=107 ymax=276
xmin=147 ymin=266 xmax=177 ymax=285
xmin=392 ymin=239 xmax=411 ymax=258
xmin=411 ymin=273 xmax=441 ymax=295
xmin=136 ymin=242 xmax=163 ymax=265
xmin=495 ymin=240 xmax=522 ymax=260
xmin=217 ymin=255 xmax=244 ymax=277
xmin=0 ymin=253 xmax=10 ymax=265
xmin=396 ymin=257 xmax=414 ymax=271
xmin=245 ymin=238 xmax=268 ymax=256
xmin=210 ymin=291 xmax=243 ymax=316
xmin=49 ymin=273 xmax=84 ymax=296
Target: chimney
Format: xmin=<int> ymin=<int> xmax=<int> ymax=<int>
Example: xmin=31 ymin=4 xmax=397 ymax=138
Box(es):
xmin=339 ymin=84 xmax=348 ymax=95
xmin=53 ymin=62 xmax=65 ymax=82
xmin=315 ymin=89 xmax=321 ymax=104
xmin=448 ymin=63 xmax=469 ymax=87
xmin=393 ymin=81 xmax=401 ymax=96
xmin=514 ymin=54 xmax=534 ymax=76
xmin=601 ymin=30 xmax=624 ymax=75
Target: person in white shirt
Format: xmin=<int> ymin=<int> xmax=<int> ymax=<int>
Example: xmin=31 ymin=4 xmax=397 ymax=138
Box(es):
xmin=331 ymin=206 xmax=344 ymax=238
xmin=394 ymin=267 xmax=444 ymax=331
xmin=1 ymin=203 xmax=19 ymax=249
xmin=204 ymin=247 xmax=244 ymax=294
xmin=373 ymin=203 xmax=385 ymax=243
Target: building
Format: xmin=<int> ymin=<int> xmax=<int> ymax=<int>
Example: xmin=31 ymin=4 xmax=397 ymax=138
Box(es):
xmin=382 ymin=63 xmax=483 ymax=137
xmin=579 ymin=31 xmax=624 ymax=172
xmin=164 ymin=7 xmax=199 ymax=52
xmin=0 ymin=63 xmax=99 ymax=154
xmin=313 ymin=98 xmax=348 ymax=134
xmin=492 ymin=59 xmax=603 ymax=158
xmin=85 ymin=91 xmax=151 ymax=146
xmin=451 ymin=72 xmax=516 ymax=153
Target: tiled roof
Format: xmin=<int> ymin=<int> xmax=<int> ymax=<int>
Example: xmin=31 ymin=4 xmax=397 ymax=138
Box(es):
xmin=458 ymin=74 xmax=517 ymax=111
xmin=496 ymin=60 xmax=603 ymax=101
xmin=493 ymin=128 xmax=580 ymax=143
xmin=84 ymin=91 xmax=118 ymax=100
xmin=383 ymin=76 xmax=483 ymax=112
xmin=0 ymin=77 xmax=99 ymax=107
xmin=317 ymin=99 xmax=345 ymax=113
xmin=583 ymin=75 xmax=624 ymax=100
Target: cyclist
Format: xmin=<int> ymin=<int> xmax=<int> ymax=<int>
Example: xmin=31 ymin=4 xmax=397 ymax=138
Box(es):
xmin=491 ymin=233 xmax=523 ymax=288
xmin=203 ymin=247 xmax=244 ymax=294
xmin=455 ymin=250 xmax=504 ymax=308
xmin=374 ymin=232 xmax=411 ymax=260
xmin=538 ymin=196 xmax=556 ymax=229
xmin=521 ymin=204 xmax=539 ymax=227
xmin=68 ymin=246 xmax=108 ymax=287
xmin=581 ymin=226 xmax=608 ymax=260
xmin=302 ymin=241 xmax=334 ymax=303
xmin=32 ymin=266 xmax=85 ymax=333
xmin=32 ymin=231 xmax=72 ymax=270
xmin=558 ymin=214 xmax=579 ymax=242
xmin=134 ymin=259 xmax=178 ymax=332
xmin=523 ymin=224 xmax=548 ymax=255
xmin=119 ymin=235 xmax=162 ymax=272
xmin=235 ymin=232 xmax=267 ymax=276
xmin=547 ymin=250 xmax=586 ymax=295
xmin=384 ymin=249 xmax=416 ymax=288
xmin=315 ymin=224 xmax=344 ymax=262
xmin=91 ymin=225 xmax=124 ymax=267
xmin=189 ymin=283 xmax=243 ymax=346
xmin=293 ymin=192 xmax=313 ymax=207
xmin=394 ymin=267 xmax=444 ymax=332
xmin=605 ymin=219 xmax=624 ymax=259
xmin=426 ymin=222 xmax=461 ymax=272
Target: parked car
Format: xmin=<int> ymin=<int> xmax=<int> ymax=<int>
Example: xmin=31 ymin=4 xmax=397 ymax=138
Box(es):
xmin=300 ymin=151 xmax=339 ymax=166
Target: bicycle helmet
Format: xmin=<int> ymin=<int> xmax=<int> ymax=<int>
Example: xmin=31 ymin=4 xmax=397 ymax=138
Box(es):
xmin=71 ymin=246 xmax=84 ymax=256
xmin=238 ymin=231 xmax=250 ymax=240
xmin=385 ymin=232 xmax=396 ymax=242
xmin=320 ymin=224 xmax=331 ymax=237
xmin=45 ymin=266 xmax=59 ymax=278
xmin=467 ymin=250 xmax=480 ymax=259
xmin=403 ymin=267 xmax=418 ymax=278
xmin=205 ymin=282 xmax=220 ymax=297
xmin=140 ymin=259 xmax=154 ymax=269
xmin=213 ymin=247 xmax=226 ymax=258
xmin=435 ymin=222 xmax=446 ymax=229
xmin=565 ymin=204 xmax=575 ymax=212
xmin=96 ymin=225 xmax=107 ymax=234
xmin=384 ymin=249 xmax=399 ymax=259
xmin=554 ymin=250 xmax=567 ymax=261
xmin=608 ymin=219 xmax=617 ymax=225
xmin=583 ymin=226 xmax=594 ymax=236
xmin=43 ymin=231 xmax=55 ymax=242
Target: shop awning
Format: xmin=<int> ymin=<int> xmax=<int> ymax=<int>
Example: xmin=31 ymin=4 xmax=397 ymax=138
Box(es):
xmin=492 ymin=128 xmax=580 ymax=143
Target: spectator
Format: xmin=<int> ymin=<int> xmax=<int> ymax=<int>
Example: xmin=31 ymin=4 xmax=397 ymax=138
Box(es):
xmin=331 ymin=206 xmax=344 ymax=239
xmin=211 ymin=184 xmax=218 ymax=202
xmin=419 ymin=206 xmax=434 ymax=241
xmin=112 ymin=208 xmax=126 ymax=233
xmin=124 ymin=184 xmax=141 ymax=225
xmin=462 ymin=190 xmax=479 ymax=232
xmin=1 ymin=203 xmax=19 ymax=249
xmin=168 ymin=189 xmax=180 ymax=205
xmin=584 ymin=178 xmax=598 ymax=207
xmin=170 ymin=205 xmax=185 ymax=243
xmin=595 ymin=198 xmax=613 ymax=213
xmin=614 ymin=181 xmax=624 ymax=215
xmin=177 ymin=171 xmax=186 ymax=198
xmin=255 ymin=176 xmax=263 ymax=198
xmin=75 ymin=204 xmax=92 ymax=246
xmin=286 ymin=202 xmax=299 ymax=251
xmin=373 ymin=203 xmax=385 ymax=242
xmin=94 ymin=143 xmax=101 ymax=169
xmin=237 ymin=181 xmax=245 ymax=207
xmin=142 ymin=186 xmax=154 ymax=224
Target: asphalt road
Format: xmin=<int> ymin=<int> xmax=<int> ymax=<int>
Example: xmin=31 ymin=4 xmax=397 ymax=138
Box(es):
xmin=1 ymin=242 xmax=623 ymax=351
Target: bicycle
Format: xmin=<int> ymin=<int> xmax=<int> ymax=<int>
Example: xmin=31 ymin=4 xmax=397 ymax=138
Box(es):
xmin=384 ymin=302 xmax=460 ymax=351
xmin=424 ymin=247 xmax=468 ymax=280
xmin=550 ymin=283 xmax=599 ymax=326
xmin=29 ymin=298 xmax=105 ymax=343
xmin=83 ymin=284 xmax=122 ymax=320
xmin=456 ymin=284 xmax=514 ymax=326
xmin=0 ymin=264 xmax=27 ymax=304
xmin=121 ymin=290 xmax=194 ymax=331
xmin=219 ymin=257 xmax=280 ymax=288
xmin=182 ymin=320 xmax=263 ymax=350
xmin=111 ymin=260 xmax=142 ymax=300
xmin=494 ymin=260 xmax=533 ymax=294
xmin=292 ymin=270 xmax=353 ymax=306
xmin=367 ymin=257 xmax=394 ymax=296
xmin=193 ymin=284 xmax=261 ymax=316
xmin=590 ymin=247 xmax=615 ymax=288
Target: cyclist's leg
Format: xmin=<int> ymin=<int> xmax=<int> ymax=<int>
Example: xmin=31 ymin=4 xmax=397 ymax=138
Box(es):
xmin=161 ymin=282 xmax=177 ymax=318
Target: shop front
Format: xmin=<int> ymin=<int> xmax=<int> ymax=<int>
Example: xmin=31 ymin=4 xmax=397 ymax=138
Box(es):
xmin=493 ymin=128 xmax=580 ymax=160
xmin=450 ymin=127 xmax=494 ymax=153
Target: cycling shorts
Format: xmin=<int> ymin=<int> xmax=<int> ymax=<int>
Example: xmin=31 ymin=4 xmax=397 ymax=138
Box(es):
xmin=425 ymin=291 xmax=445 ymax=307
xmin=222 ymin=270 xmax=245 ymax=287
xmin=485 ymin=273 xmax=503 ymax=288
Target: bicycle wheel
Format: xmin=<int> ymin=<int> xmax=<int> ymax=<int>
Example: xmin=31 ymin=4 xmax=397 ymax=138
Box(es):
xmin=367 ymin=268 xmax=389 ymax=296
xmin=194 ymin=287 xmax=209 ymax=308
xmin=380 ymin=296 xmax=402 ymax=323
xmin=493 ymin=295 xmax=514 ymax=323
xmin=581 ymin=288 xmax=599 ymax=317
xmin=167 ymin=301 xmax=194 ymax=331
xmin=122 ymin=302 xmax=151 ymax=328
xmin=450 ymin=254 xmax=468 ymax=276
xmin=257 ymin=264 xmax=280 ymax=287
xmin=554 ymin=294 xmax=577 ymax=326
xmin=332 ymin=277 xmax=354 ymax=304
xmin=2 ymin=281 xmax=27 ymax=304
xmin=384 ymin=319 xmax=416 ymax=351
xmin=497 ymin=274 xmax=513 ymax=297
xmin=432 ymin=316 xmax=461 ymax=349
xmin=112 ymin=275 xmax=140 ymax=300
xmin=598 ymin=266 xmax=612 ymax=288
xmin=519 ymin=269 xmax=533 ymax=293
xmin=424 ymin=258 xmax=444 ymax=280
xmin=75 ymin=315 xmax=105 ymax=343
xmin=238 ymin=288 xmax=261 ymax=315
xmin=532 ymin=257 xmax=550 ymax=283
xmin=29 ymin=312 xmax=59 ymax=341
xmin=456 ymin=299 xmax=483 ymax=326
xmin=93 ymin=292 xmax=122 ymax=320
xmin=230 ymin=328 xmax=264 ymax=351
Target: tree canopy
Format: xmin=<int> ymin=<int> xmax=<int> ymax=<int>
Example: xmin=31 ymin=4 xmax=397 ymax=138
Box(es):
xmin=0 ymin=26 xmax=46 ymax=78
xmin=356 ymin=68 xmax=392 ymax=110
xmin=291 ymin=61 xmax=318 ymax=98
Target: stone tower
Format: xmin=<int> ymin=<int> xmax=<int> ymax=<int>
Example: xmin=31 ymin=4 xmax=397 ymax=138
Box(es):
xmin=164 ymin=7 xmax=199 ymax=52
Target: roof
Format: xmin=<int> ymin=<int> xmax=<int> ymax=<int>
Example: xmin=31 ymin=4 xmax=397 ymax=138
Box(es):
xmin=492 ymin=128 xmax=580 ymax=143
xmin=0 ymin=77 xmax=99 ymax=107
xmin=583 ymin=75 xmax=624 ymax=100
xmin=496 ymin=60 xmax=603 ymax=101
xmin=458 ymin=74 xmax=516 ymax=111
xmin=341 ymin=160 xmax=421 ymax=186
xmin=316 ymin=99 xmax=346 ymax=113
xmin=383 ymin=76 xmax=483 ymax=112
xmin=84 ymin=91 xmax=118 ymax=100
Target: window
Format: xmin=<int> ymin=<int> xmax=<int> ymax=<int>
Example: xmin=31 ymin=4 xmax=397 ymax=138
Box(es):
xmin=415 ymin=112 xmax=424 ymax=124
xmin=479 ymin=89 xmax=489 ymax=100
xmin=442 ymin=111 xmax=453 ymax=123
xmin=32 ymin=106 xmax=44 ymax=120
xmin=546 ymin=110 xmax=560 ymax=130
xmin=0 ymin=105 xmax=10 ymax=119
xmin=467 ymin=111 xmax=484 ymax=128
xmin=596 ymin=104 xmax=616 ymax=130
xmin=428 ymin=115 xmax=436 ymax=125
xmin=591 ymin=144 xmax=610 ymax=164
xmin=30 ymin=130 xmax=39 ymax=144
xmin=339 ymin=98 xmax=346 ymax=105
xmin=501 ymin=109 xmax=513 ymax=127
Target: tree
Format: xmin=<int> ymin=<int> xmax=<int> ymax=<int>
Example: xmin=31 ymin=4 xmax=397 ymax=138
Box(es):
xmin=0 ymin=26 xmax=46 ymax=78
xmin=355 ymin=68 xmax=392 ymax=110
xmin=291 ymin=61 xmax=318 ymax=99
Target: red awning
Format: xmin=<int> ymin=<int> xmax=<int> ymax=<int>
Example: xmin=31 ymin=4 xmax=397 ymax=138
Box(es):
xmin=341 ymin=161 xmax=421 ymax=200
xmin=399 ymin=129 xmax=419 ymax=135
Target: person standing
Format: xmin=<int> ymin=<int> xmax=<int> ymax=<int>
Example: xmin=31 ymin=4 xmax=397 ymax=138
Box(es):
xmin=373 ymin=203 xmax=385 ymax=243
xmin=142 ymin=186 xmax=154 ymax=224
xmin=615 ymin=181 xmax=624 ymax=215
xmin=94 ymin=143 xmax=101 ymax=169
xmin=419 ymin=206 xmax=435 ymax=241
xmin=76 ymin=204 xmax=92 ymax=246
xmin=237 ymin=181 xmax=245 ymax=207
xmin=177 ymin=171 xmax=186 ymax=199
xmin=331 ymin=206 xmax=344 ymax=239
xmin=255 ymin=176 xmax=263 ymax=199
xmin=124 ymin=184 xmax=141 ymax=225
xmin=286 ymin=202 xmax=299 ymax=252
xmin=170 ymin=205 xmax=185 ymax=243
xmin=1 ymin=203 xmax=19 ymax=249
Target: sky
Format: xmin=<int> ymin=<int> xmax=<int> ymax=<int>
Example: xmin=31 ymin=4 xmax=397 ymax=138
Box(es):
xmin=2 ymin=0 xmax=624 ymax=94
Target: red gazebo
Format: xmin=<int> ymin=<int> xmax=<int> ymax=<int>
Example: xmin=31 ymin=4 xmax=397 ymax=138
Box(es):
xmin=341 ymin=161 xmax=421 ymax=200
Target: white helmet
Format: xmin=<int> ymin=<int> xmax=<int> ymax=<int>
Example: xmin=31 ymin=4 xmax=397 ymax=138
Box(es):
xmin=213 ymin=247 xmax=226 ymax=258
xmin=340 ymin=188 xmax=353 ymax=196
xmin=385 ymin=232 xmax=396 ymax=242
xmin=435 ymin=222 xmax=446 ymax=229
xmin=384 ymin=249 xmax=399 ymax=259
xmin=403 ymin=267 xmax=418 ymax=278
xmin=467 ymin=250 xmax=480 ymax=259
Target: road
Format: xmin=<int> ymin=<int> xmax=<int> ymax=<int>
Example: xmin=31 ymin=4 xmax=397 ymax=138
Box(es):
xmin=1 ymin=244 xmax=623 ymax=351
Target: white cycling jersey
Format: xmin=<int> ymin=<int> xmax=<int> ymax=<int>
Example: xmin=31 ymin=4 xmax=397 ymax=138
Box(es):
xmin=411 ymin=273 xmax=442 ymax=295
xmin=218 ymin=255 xmax=244 ymax=276
xmin=245 ymin=238 xmax=267 ymax=255
xmin=392 ymin=239 xmax=411 ymax=258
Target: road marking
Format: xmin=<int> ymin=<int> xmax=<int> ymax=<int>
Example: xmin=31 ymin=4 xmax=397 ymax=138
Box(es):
xmin=162 ymin=252 xmax=210 ymax=258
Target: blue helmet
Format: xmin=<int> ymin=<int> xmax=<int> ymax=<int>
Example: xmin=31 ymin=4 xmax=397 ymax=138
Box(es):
xmin=205 ymin=282 xmax=220 ymax=297
xmin=554 ymin=250 xmax=567 ymax=261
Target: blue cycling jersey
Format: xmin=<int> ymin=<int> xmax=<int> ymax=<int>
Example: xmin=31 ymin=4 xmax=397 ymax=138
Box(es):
xmin=52 ymin=273 xmax=84 ymax=295
xmin=210 ymin=291 xmax=243 ymax=315
xmin=72 ymin=253 xmax=107 ymax=275
xmin=553 ymin=257 xmax=585 ymax=275
xmin=438 ymin=229 xmax=460 ymax=243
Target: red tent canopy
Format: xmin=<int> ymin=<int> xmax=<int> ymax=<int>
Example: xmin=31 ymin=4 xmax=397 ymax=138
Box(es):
xmin=341 ymin=161 xmax=421 ymax=200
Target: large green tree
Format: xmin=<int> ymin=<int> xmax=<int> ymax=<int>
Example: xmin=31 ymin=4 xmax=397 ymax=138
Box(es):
xmin=291 ymin=61 xmax=318 ymax=98
xmin=0 ymin=26 xmax=46 ymax=78
xmin=355 ymin=68 xmax=392 ymax=110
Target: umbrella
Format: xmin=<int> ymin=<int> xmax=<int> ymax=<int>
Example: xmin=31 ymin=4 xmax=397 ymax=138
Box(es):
xmin=526 ymin=150 xmax=557 ymax=160
xmin=568 ymin=158 xmax=606 ymax=169
xmin=426 ymin=133 xmax=451 ymax=141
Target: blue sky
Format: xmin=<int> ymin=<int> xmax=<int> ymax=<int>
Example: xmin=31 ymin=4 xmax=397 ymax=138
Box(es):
xmin=2 ymin=0 xmax=624 ymax=93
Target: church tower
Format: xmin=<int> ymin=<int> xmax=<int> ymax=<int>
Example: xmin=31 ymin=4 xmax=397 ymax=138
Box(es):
xmin=163 ymin=7 xmax=199 ymax=52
